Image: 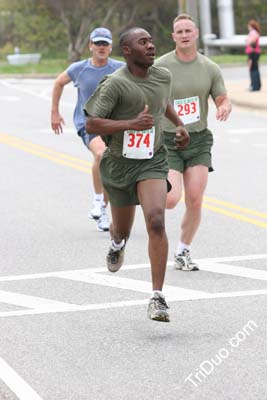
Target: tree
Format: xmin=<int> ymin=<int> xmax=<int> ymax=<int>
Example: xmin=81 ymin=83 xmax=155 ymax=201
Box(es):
xmin=41 ymin=0 xmax=178 ymax=60
xmin=2 ymin=0 xmax=265 ymax=61
xmin=42 ymin=0 xmax=124 ymax=61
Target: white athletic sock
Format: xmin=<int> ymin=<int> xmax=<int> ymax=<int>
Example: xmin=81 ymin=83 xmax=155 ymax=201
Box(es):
xmin=111 ymin=239 xmax=125 ymax=251
xmin=151 ymin=290 xmax=164 ymax=299
xmin=177 ymin=241 xmax=190 ymax=255
xmin=94 ymin=193 xmax=104 ymax=202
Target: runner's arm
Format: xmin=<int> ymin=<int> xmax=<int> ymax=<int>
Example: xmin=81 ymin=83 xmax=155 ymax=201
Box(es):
xmin=85 ymin=105 xmax=154 ymax=135
xmin=51 ymin=71 xmax=71 ymax=134
xmin=165 ymin=102 xmax=190 ymax=149
xmin=164 ymin=101 xmax=184 ymax=127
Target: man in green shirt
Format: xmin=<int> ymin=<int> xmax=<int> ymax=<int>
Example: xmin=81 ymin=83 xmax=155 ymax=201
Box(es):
xmin=156 ymin=14 xmax=232 ymax=271
xmin=84 ymin=27 xmax=189 ymax=322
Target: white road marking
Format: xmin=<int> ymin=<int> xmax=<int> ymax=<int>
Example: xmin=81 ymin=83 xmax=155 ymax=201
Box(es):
xmin=0 ymin=356 xmax=43 ymax=400
xmin=0 ymin=254 xmax=266 ymax=318
xmin=253 ymin=143 xmax=267 ymax=147
xmin=1 ymin=253 xmax=265 ymax=282
xmin=0 ymin=80 xmax=73 ymax=107
xmin=58 ymin=269 xmax=207 ymax=297
xmin=198 ymin=262 xmax=267 ymax=281
xmin=0 ymin=290 xmax=76 ymax=309
xmin=0 ymin=289 xmax=267 ymax=318
xmin=0 ymin=95 xmax=20 ymax=102
xmin=198 ymin=253 xmax=267 ymax=263
xmin=227 ymin=128 xmax=267 ymax=134
xmin=39 ymin=128 xmax=76 ymax=134
xmin=229 ymin=138 xmax=240 ymax=143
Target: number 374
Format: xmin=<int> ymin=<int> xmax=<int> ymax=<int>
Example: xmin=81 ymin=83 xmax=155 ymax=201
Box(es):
xmin=128 ymin=133 xmax=150 ymax=148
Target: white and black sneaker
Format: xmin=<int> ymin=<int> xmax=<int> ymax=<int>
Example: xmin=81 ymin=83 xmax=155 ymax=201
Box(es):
xmin=174 ymin=249 xmax=199 ymax=271
xmin=97 ymin=207 xmax=109 ymax=232
xmin=147 ymin=292 xmax=170 ymax=322
xmin=106 ymin=240 xmax=126 ymax=273
xmin=89 ymin=199 xmax=102 ymax=220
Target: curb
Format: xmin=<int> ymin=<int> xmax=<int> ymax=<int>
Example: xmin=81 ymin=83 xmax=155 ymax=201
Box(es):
xmin=230 ymin=98 xmax=267 ymax=111
xmin=0 ymin=74 xmax=57 ymax=79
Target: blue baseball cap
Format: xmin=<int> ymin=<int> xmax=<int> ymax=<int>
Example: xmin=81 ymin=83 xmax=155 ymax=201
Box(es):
xmin=90 ymin=27 xmax=112 ymax=44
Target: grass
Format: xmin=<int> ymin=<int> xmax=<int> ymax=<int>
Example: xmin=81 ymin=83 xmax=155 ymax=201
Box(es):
xmin=209 ymin=53 xmax=267 ymax=64
xmin=0 ymin=54 xmax=266 ymax=75
xmin=0 ymin=58 xmax=70 ymax=75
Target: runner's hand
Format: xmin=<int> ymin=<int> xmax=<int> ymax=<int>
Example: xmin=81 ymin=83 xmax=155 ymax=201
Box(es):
xmin=216 ymin=104 xmax=231 ymax=121
xmin=174 ymin=126 xmax=190 ymax=149
xmin=130 ymin=105 xmax=154 ymax=130
xmin=51 ymin=111 xmax=65 ymax=134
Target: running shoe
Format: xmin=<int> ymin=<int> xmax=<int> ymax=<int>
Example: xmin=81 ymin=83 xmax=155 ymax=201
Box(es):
xmin=89 ymin=199 xmax=102 ymax=220
xmin=174 ymin=249 xmax=199 ymax=271
xmin=97 ymin=207 xmax=109 ymax=232
xmin=147 ymin=292 xmax=170 ymax=322
xmin=106 ymin=241 xmax=126 ymax=273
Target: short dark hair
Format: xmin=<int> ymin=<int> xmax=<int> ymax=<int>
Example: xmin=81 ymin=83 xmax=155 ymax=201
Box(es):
xmin=119 ymin=27 xmax=145 ymax=47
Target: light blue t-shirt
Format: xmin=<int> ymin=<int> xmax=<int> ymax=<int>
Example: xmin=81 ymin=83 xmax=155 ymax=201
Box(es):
xmin=67 ymin=58 xmax=125 ymax=132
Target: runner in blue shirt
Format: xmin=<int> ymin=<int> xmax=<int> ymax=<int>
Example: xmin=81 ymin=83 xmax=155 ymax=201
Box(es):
xmin=51 ymin=27 xmax=124 ymax=231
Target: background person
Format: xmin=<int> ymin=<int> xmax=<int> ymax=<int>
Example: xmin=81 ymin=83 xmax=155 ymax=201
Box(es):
xmin=51 ymin=27 xmax=124 ymax=231
xmin=156 ymin=14 xmax=232 ymax=271
xmin=245 ymin=19 xmax=261 ymax=91
xmin=84 ymin=27 xmax=189 ymax=322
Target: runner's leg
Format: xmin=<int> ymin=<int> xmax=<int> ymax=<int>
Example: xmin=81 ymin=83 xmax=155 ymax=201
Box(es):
xmin=137 ymin=179 xmax=168 ymax=290
xmin=88 ymin=136 xmax=108 ymax=205
xmin=181 ymin=165 xmax=208 ymax=245
xmin=138 ymin=179 xmax=170 ymax=322
xmin=109 ymin=205 xmax=136 ymax=243
xmin=166 ymin=169 xmax=183 ymax=209
xmin=106 ymin=205 xmax=136 ymax=272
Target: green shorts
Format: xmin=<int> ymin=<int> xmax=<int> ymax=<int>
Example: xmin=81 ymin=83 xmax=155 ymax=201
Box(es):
xmin=100 ymin=145 xmax=170 ymax=207
xmin=164 ymin=128 xmax=214 ymax=173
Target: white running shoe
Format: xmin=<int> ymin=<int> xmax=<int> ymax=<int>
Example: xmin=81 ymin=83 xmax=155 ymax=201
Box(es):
xmin=147 ymin=292 xmax=170 ymax=322
xmin=89 ymin=199 xmax=102 ymax=220
xmin=97 ymin=207 xmax=109 ymax=232
xmin=174 ymin=249 xmax=199 ymax=271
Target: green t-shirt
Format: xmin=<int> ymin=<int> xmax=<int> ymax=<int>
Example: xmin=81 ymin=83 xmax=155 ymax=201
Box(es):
xmin=155 ymin=51 xmax=226 ymax=133
xmin=84 ymin=65 xmax=172 ymax=157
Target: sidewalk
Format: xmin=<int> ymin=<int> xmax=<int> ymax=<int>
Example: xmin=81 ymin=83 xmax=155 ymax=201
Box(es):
xmin=226 ymin=79 xmax=267 ymax=112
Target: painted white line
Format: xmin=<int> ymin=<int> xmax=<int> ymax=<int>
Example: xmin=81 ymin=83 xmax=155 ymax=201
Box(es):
xmin=58 ymin=270 xmax=207 ymax=297
xmin=0 ymin=81 xmax=73 ymax=107
xmin=229 ymin=138 xmax=240 ymax=143
xmin=0 ymin=299 xmax=148 ymax=317
xmin=0 ymin=254 xmax=266 ymax=318
xmin=0 ymin=264 xmax=150 ymax=282
xmin=205 ymin=289 xmax=267 ymax=299
xmin=0 ymin=253 xmax=266 ymax=282
xmin=39 ymin=128 xmax=76 ymax=134
xmin=227 ymin=128 xmax=267 ymax=134
xmin=0 ymin=290 xmax=75 ymax=309
xmin=253 ymin=143 xmax=267 ymax=147
xmin=0 ymin=96 xmax=20 ymax=102
xmin=197 ymin=262 xmax=267 ymax=281
xmin=0 ymin=289 xmax=267 ymax=318
xmin=0 ymin=270 xmax=85 ymax=282
xmin=0 ymin=356 xmax=43 ymax=400
xmin=196 ymin=253 xmax=267 ymax=263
